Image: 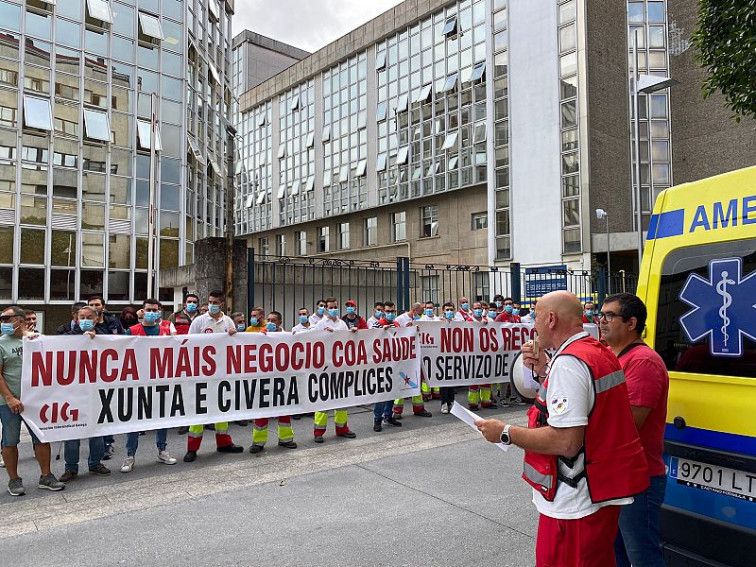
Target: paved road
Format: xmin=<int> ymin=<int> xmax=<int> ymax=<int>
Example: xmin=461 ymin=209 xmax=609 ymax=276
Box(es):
xmin=1 ymin=397 xmax=537 ymax=567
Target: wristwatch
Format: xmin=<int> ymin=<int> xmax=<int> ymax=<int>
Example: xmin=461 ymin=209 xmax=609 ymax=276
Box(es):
xmin=500 ymin=424 xmax=513 ymax=445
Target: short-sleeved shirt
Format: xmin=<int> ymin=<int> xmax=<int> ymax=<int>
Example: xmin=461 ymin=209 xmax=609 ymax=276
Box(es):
xmin=619 ymin=343 xmax=669 ymax=477
xmin=291 ymin=323 xmax=314 ymax=334
xmin=533 ymin=332 xmax=632 ymax=520
xmin=314 ymin=317 xmax=348 ymax=332
xmin=309 ymin=313 xmax=325 ymax=326
xmin=188 ymin=313 xmax=235 ymax=334
xmin=0 ymin=335 xmax=24 ymax=403
xmin=245 ymin=324 xmax=265 ymax=333
xmin=394 ymin=312 xmax=415 ymax=327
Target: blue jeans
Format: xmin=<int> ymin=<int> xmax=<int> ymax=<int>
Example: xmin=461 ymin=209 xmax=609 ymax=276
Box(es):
xmin=373 ymin=401 xmax=393 ymax=420
xmin=0 ymin=404 xmax=41 ymax=446
xmin=615 ymin=474 xmax=667 ymax=567
xmin=125 ymin=429 xmax=168 ymax=457
xmin=64 ymin=437 xmax=105 ymax=473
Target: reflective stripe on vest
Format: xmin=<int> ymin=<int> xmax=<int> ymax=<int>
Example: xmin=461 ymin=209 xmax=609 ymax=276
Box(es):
xmin=594 ymin=370 xmax=625 ymax=394
xmin=523 ymin=461 xmax=553 ymax=492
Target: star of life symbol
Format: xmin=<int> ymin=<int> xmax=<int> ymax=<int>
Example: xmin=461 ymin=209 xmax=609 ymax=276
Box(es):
xmin=679 ymin=257 xmax=756 ymax=357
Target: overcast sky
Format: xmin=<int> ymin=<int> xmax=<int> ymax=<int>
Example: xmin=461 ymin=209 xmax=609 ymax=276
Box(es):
xmin=232 ymin=0 xmax=404 ymax=53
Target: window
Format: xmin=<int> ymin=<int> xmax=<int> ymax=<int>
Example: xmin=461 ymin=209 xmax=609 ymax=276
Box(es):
xmin=23 ymin=95 xmax=52 ymax=131
xmin=654 ymin=240 xmax=756 ymax=378
xmin=470 ymin=62 xmax=486 ymax=82
xmin=442 ymin=131 xmax=458 ymax=150
xmin=86 ymin=0 xmax=113 ymax=23
xmin=376 ymin=153 xmax=387 ymax=172
xmin=295 ymin=231 xmax=307 ymax=256
xmin=138 ymin=12 xmax=164 ymax=42
xmin=442 ymin=16 xmax=458 ymax=37
xmin=275 ymin=234 xmax=286 ymax=256
xmin=364 ymin=217 xmax=377 ymax=246
xmin=442 ymin=73 xmax=458 ymax=93
xmin=83 ymin=109 xmax=111 ymax=142
xmin=415 ymin=84 xmax=433 ymax=104
xmin=305 ymin=177 xmax=315 ymax=193
xmin=290 ymin=180 xmax=301 ymax=196
xmin=338 ymin=222 xmax=350 ymax=250
xmin=473 ymin=272 xmax=490 ymax=302
xmin=318 ymin=226 xmax=330 ymax=252
xmin=375 ymin=50 xmax=386 ymax=71
xmin=391 ymin=211 xmax=406 ymax=242
xmin=376 ymin=101 xmax=388 ymax=122
xmin=471 ymin=212 xmax=487 ymax=231
xmin=421 ymin=205 xmax=439 ymax=237
xmin=421 ymin=275 xmax=439 ymax=306
xmin=396 ymin=146 xmax=409 ymax=165
xmin=136 ymin=120 xmax=162 ymax=151
xmin=355 ymin=160 xmax=367 ymax=177
xmin=396 ymin=94 xmax=408 ymax=113
xmin=258 ymin=237 xmax=269 ymax=256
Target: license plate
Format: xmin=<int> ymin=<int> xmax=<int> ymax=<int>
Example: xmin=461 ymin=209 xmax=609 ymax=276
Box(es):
xmin=669 ymin=457 xmax=756 ymax=501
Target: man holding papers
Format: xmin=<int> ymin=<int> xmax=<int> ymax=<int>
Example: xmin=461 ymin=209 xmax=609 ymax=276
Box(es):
xmin=475 ymin=291 xmax=648 ymax=567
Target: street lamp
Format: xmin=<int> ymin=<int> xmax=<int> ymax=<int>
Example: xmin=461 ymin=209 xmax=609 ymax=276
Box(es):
xmin=631 ymin=29 xmax=678 ymax=270
xmin=596 ymin=209 xmax=610 ymax=294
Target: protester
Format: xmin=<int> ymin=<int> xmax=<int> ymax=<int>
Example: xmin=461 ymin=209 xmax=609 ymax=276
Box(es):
xmin=521 ymin=302 xmax=536 ymax=324
xmin=24 ymin=309 xmax=38 ymax=334
xmin=495 ymin=297 xmax=521 ymax=323
xmin=199 ymin=304 xmax=209 ymax=315
xmin=169 ymin=292 xmax=200 ymax=335
xmin=121 ymin=299 xmax=178 ymax=472
xmin=390 ymin=301 xmax=432 ymax=420
xmin=56 ymin=301 xmax=86 ymax=335
xmin=395 ymin=302 xmax=422 ymax=326
xmin=88 ymin=295 xmax=125 ymax=335
xmin=470 ymin=301 xmax=487 ymax=324
xmin=309 ymin=299 xmax=327 ymax=326
xmin=599 ymin=293 xmax=669 ymax=567
xmin=59 ymin=305 xmax=111 ymax=483
xmin=312 ymin=298 xmax=357 ymax=442
xmin=262 ymin=310 xmax=285 ymax=333
xmin=457 ymin=297 xmax=472 ymax=321
xmin=230 ymin=311 xmax=247 ymax=333
xmin=438 ymin=302 xmax=457 ymax=414
xmin=291 ymin=307 xmax=314 ymax=334
xmin=582 ymin=301 xmax=598 ymax=324
xmin=476 ymin=291 xmax=648 ymax=567
xmin=0 ymin=306 xmax=65 ymax=496
xmin=184 ymin=290 xmax=244 ymax=462
xmin=119 ymin=306 xmax=139 ymax=330
xmin=367 ymin=301 xmax=384 ymax=328
xmin=245 ymin=306 xmax=266 ymax=332
xmin=341 ymin=300 xmax=368 ymax=330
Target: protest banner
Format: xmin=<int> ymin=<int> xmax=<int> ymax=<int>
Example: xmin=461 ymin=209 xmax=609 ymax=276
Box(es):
xmin=20 ymin=328 xmax=421 ymax=442
xmin=416 ymin=321 xmax=535 ymax=388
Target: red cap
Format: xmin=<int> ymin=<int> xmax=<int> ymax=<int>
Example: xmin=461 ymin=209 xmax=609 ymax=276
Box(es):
xmin=345 ymin=299 xmax=357 ymax=307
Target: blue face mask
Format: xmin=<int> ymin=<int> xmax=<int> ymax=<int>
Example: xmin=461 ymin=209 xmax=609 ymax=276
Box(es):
xmin=461 ymin=303 xmax=469 ymax=311
xmin=473 ymin=309 xmax=483 ymax=318
xmin=328 ymin=308 xmax=339 ymax=318
xmin=386 ymin=312 xmax=396 ymax=322
xmin=505 ymin=305 xmax=513 ymax=314
xmin=144 ymin=312 xmax=161 ymax=324
xmin=299 ymin=315 xmax=309 ymax=324
xmin=488 ymin=310 xmax=498 ymax=319
xmin=425 ymin=309 xmax=434 ymax=317
xmin=249 ymin=317 xmax=259 ymax=326
xmin=444 ymin=311 xmax=454 ymax=320
xmin=185 ymin=303 xmax=197 ymax=313
xmin=346 ymin=306 xmax=356 ymax=315
xmin=585 ymin=309 xmax=594 ymax=317
xmin=317 ymin=306 xmax=325 ymax=315
xmin=374 ymin=310 xmax=383 ymax=319
xmin=78 ymin=320 xmax=94 ymax=332
xmin=236 ymin=324 xmax=246 ymax=332
xmin=208 ymin=304 xmax=221 ymax=315
xmin=266 ymin=322 xmax=277 ymax=332
xmin=412 ymin=314 xmax=421 ymax=320
xmin=495 ymin=301 xmax=502 ymax=308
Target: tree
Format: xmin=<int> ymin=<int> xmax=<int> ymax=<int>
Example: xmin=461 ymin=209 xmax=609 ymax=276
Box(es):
xmin=693 ymin=0 xmax=756 ymax=121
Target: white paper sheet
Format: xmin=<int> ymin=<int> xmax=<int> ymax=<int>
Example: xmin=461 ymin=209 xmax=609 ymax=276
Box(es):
xmin=450 ymin=401 xmax=509 ymax=452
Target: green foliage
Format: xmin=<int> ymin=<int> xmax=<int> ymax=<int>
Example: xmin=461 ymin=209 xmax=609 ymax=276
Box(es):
xmin=693 ymin=0 xmax=756 ymax=121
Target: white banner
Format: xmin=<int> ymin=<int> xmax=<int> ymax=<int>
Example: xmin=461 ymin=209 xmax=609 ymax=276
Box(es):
xmin=416 ymin=321 xmax=536 ymax=387
xmin=20 ymin=328 xmax=421 ymax=442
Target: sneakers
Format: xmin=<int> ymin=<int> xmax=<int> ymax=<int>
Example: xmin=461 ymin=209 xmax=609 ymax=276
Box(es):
xmin=157 ymin=450 xmax=177 ymax=465
xmin=217 ymin=444 xmax=244 ymax=454
xmin=103 ymin=444 xmax=114 ymax=460
xmin=183 ymin=450 xmax=197 ymax=462
xmin=440 ymin=403 xmax=450 ymax=414
xmin=248 ymin=444 xmax=265 ymax=454
xmin=511 ymin=398 xmax=528 ymax=406
xmin=38 ymin=473 xmax=65 ymax=491
xmin=499 ymin=398 xmax=510 ymax=408
xmin=392 ymin=413 xmax=403 ymax=420
xmin=373 ymin=419 xmax=383 ymax=432
xmin=0 ymin=454 xmax=4 ymax=468
xmin=384 ymin=416 xmax=403 ymax=427
xmin=413 ymin=410 xmax=432 ymax=418
xmin=278 ymin=440 xmax=297 ymax=449
xmin=59 ymin=470 xmax=78 ymax=483
xmin=120 ymin=456 xmax=135 ymax=473
xmin=337 ymin=431 xmax=357 ymax=439
xmin=8 ymin=477 xmax=24 ymax=496
xmin=313 ymin=435 xmax=324 ymax=443
xmin=89 ymin=464 xmax=111 ymax=476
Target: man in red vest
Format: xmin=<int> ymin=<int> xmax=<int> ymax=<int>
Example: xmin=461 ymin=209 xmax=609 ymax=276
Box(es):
xmin=476 ymin=290 xmax=648 ymax=567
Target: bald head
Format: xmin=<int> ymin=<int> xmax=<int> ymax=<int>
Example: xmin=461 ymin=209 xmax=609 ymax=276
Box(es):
xmin=534 ymin=291 xmax=585 ymax=349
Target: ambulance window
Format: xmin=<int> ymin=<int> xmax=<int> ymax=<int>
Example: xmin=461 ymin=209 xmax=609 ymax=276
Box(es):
xmin=654 ymin=239 xmax=756 ymax=378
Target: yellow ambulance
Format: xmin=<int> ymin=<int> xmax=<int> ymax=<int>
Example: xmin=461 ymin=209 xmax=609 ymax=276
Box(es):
xmin=637 ymin=166 xmax=756 ymax=566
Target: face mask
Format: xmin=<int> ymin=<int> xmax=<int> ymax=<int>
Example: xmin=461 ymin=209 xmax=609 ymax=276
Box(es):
xmin=461 ymin=303 xmax=469 ymax=311
xmin=266 ymin=322 xmax=277 ymax=332
xmin=328 ymin=308 xmax=339 ymax=318
xmin=1 ymin=322 xmax=15 ymax=336
xmin=374 ymin=310 xmax=383 ymax=319
xmin=236 ymin=324 xmax=246 ymax=332
xmin=386 ymin=312 xmax=396 ymax=322
xmin=412 ymin=314 xmax=420 ymax=321
xmin=473 ymin=309 xmax=483 ymax=318
xmin=505 ymin=305 xmax=513 ymax=314
xmin=249 ymin=317 xmax=259 ymax=326
xmin=488 ymin=310 xmax=498 ymax=319
xmin=144 ymin=312 xmax=161 ymax=324
xmin=208 ymin=304 xmax=221 ymax=315
xmin=585 ymin=309 xmax=593 ymax=317
xmin=299 ymin=315 xmax=308 ymax=324
xmin=123 ymin=318 xmax=137 ymax=327
xmin=317 ymin=306 xmax=325 ymax=315
xmin=425 ymin=309 xmax=434 ymax=317
xmin=185 ymin=303 xmax=197 ymax=313
xmin=495 ymin=301 xmax=502 ymax=308
xmin=444 ymin=311 xmax=454 ymax=320
xmin=346 ymin=306 xmax=356 ymax=315
xmin=78 ymin=320 xmax=95 ymax=332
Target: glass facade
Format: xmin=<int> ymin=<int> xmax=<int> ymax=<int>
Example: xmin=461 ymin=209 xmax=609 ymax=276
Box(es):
xmin=0 ymin=0 xmax=232 ymax=304
xmin=491 ymin=0 xmax=510 ymax=259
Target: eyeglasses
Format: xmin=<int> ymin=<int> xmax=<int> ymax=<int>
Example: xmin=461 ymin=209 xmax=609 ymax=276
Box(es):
xmin=0 ymin=315 xmax=14 ymax=322
xmin=597 ymin=311 xmax=622 ymax=322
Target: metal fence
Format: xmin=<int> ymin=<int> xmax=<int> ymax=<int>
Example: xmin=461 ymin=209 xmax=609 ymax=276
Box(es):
xmin=246 ymin=253 xmax=637 ymax=326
